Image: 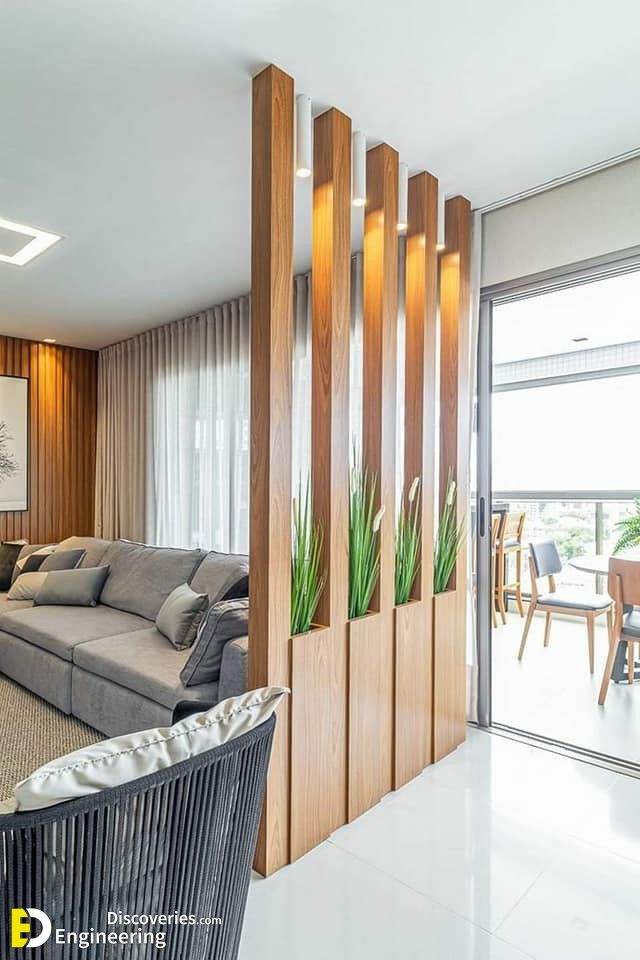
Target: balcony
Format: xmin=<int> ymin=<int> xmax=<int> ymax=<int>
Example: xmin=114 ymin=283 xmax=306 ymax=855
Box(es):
xmin=490 ymin=493 xmax=640 ymax=765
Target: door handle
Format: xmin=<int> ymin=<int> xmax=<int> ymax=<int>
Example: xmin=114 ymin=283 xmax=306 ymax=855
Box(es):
xmin=479 ymin=497 xmax=486 ymax=538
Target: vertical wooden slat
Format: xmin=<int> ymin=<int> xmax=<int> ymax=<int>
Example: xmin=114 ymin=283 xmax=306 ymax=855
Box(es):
xmin=433 ymin=194 xmax=472 ymax=762
xmin=348 ymin=142 xmax=398 ymax=821
xmin=0 ymin=335 xmax=98 ymax=544
xmin=248 ymin=63 xmax=294 ymax=876
xmin=290 ymin=107 xmax=351 ymax=861
xmin=394 ymin=171 xmax=439 ymax=787
xmin=362 ymin=143 xmax=398 ymax=616
xmin=405 ymin=173 xmax=438 ymax=606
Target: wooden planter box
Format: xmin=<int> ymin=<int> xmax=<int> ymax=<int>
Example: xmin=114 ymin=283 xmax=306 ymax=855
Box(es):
xmin=290 ymin=624 xmax=347 ymax=861
xmin=432 ymin=589 xmax=465 ymax=762
xmin=347 ymin=610 xmax=393 ymax=822
xmin=393 ymin=599 xmax=431 ymax=789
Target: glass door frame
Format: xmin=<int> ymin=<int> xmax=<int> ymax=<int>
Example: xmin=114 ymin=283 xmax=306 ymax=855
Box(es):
xmin=475 ymin=243 xmax=640 ymax=732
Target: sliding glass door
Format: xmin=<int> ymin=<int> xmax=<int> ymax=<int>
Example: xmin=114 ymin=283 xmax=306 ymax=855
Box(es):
xmin=475 ymin=250 xmax=640 ymax=765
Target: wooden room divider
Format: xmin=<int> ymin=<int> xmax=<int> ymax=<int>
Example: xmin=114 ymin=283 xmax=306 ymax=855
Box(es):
xmin=249 ymin=63 xmax=473 ymax=875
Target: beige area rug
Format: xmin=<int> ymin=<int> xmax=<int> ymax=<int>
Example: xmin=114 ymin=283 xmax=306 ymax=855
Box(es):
xmin=0 ymin=674 xmax=101 ymax=800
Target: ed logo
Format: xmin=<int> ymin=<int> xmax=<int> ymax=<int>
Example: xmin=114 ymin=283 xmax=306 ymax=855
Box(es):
xmin=11 ymin=908 xmax=52 ymax=948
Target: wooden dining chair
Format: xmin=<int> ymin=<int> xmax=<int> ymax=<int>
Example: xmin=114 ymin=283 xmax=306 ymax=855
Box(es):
xmin=518 ymin=540 xmax=613 ymax=673
xmin=496 ymin=511 xmax=526 ymax=624
xmin=491 ymin=513 xmax=505 ymax=629
xmin=598 ymin=557 xmax=640 ymax=705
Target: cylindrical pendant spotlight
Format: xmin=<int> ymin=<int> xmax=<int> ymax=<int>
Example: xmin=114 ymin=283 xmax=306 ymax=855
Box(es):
xmin=352 ymin=131 xmax=366 ymax=207
xmin=397 ymin=162 xmax=409 ymax=232
xmin=436 ymin=184 xmax=446 ymax=251
xmin=295 ymin=94 xmax=312 ymax=178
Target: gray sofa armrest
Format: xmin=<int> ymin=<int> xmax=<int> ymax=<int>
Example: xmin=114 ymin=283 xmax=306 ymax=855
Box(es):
xmin=218 ymin=636 xmax=248 ymax=701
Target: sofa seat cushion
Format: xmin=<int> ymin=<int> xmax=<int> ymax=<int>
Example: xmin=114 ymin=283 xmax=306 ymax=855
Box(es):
xmin=74 ymin=628 xmax=219 ymax=709
xmin=0 ymin=591 xmax=34 ymax=612
xmin=99 ymin=540 xmax=205 ymax=621
xmin=0 ymin=605 xmax=152 ymax=661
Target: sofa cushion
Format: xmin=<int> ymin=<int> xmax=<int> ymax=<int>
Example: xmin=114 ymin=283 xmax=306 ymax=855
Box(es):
xmin=181 ymin=599 xmax=249 ymax=686
xmin=100 ymin=540 xmax=205 ymax=621
xmin=57 ymin=536 xmax=112 ymax=569
xmin=34 ymin=566 xmax=110 ymax=607
xmin=0 ymin=591 xmax=33 ymax=612
xmin=190 ymin=551 xmax=249 ymax=604
xmin=74 ymin=628 xmax=219 ymax=709
xmin=7 ymin=571 xmax=48 ymax=601
xmin=156 ymin=583 xmax=208 ymax=650
xmin=40 ymin=548 xmax=86 ymax=571
xmin=11 ymin=544 xmax=56 ymax=583
xmin=0 ymin=605 xmax=152 ymax=661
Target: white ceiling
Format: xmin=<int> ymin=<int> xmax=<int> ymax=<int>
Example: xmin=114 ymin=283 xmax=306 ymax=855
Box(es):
xmin=2 ymin=0 xmax=640 ymax=350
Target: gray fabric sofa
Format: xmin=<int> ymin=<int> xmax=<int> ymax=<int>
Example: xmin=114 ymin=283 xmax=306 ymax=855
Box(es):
xmin=0 ymin=537 xmax=249 ymax=737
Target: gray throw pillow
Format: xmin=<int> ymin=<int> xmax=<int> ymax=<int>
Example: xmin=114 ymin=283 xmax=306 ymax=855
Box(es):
xmin=156 ymin=583 xmax=208 ymax=651
xmin=40 ymin=548 xmax=86 ymax=572
xmin=11 ymin=544 xmax=56 ymax=583
xmin=180 ymin=598 xmax=249 ymax=687
xmin=34 ymin=566 xmax=110 ymax=607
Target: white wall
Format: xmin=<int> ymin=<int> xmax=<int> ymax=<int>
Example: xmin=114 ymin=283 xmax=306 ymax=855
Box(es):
xmin=481 ymin=156 xmax=640 ymax=287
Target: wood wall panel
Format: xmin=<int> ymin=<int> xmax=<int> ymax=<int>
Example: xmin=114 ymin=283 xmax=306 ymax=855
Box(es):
xmin=289 ymin=107 xmax=351 ymax=860
xmin=249 ymin=64 xmax=294 ymax=876
xmin=0 ymin=336 xmax=97 ymax=544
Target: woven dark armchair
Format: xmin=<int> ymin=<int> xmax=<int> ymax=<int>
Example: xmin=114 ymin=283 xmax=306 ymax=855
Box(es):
xmin=0 ymin=715 xmax=274 ymax=960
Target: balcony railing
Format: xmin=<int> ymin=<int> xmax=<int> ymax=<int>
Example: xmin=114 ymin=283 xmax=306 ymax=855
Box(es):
xmin=492 ymin=492 xmax=639 ymax=596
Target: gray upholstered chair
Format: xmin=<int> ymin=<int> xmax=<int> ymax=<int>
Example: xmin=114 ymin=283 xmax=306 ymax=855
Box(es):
xmin=0 ymin=716 xmax=275 ymax=960
xmin=599 ymin=557 xmax=640 ymax=704
xmin=518 ymin=540 xmax=613 ymax=673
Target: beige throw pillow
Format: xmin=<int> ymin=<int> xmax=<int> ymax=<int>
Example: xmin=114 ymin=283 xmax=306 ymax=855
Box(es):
xmin=7 ymin=571 xmax=49 ymax=601
xmin=3 ymin=687 xmax=288 ymax=814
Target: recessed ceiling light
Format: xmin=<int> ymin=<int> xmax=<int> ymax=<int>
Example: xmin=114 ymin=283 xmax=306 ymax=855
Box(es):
xmin=571 ymin=336 xmax=589 ymax=343
xmin=0 ymin=216 xmax=62 ymax=266
xmin=42 ymin=338 xmax=57 ymax=344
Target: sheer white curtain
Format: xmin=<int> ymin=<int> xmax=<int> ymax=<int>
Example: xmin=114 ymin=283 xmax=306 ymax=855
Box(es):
xmin=150 ymin=301 xmax=250 ymax=552
xmin=97 ymin=299 xmax=250 ymax=552
xmin=97 ymin=259 xmax=364 ymax=552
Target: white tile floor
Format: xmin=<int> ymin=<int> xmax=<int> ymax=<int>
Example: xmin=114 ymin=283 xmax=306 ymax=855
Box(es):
xmin=492 ymin=610 xmax=640 ymax=764
xmin=239 ymin=729 xmax=640 ymax=960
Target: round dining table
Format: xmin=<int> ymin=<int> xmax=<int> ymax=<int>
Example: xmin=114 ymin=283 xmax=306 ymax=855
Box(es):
xmin=569 ymin=550 xmax=640 ymax=577
xmin=568 ymin=554 xmax=611 ymax=577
